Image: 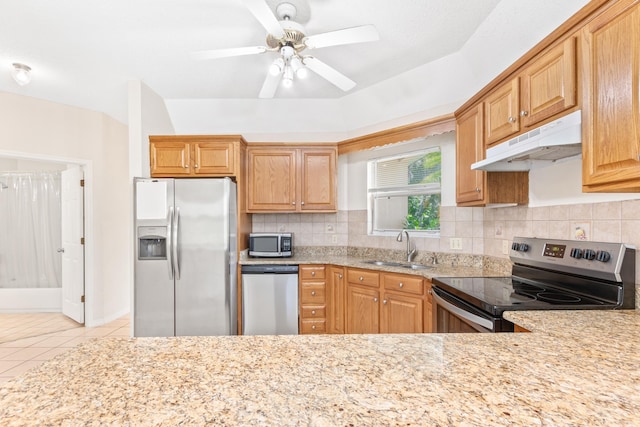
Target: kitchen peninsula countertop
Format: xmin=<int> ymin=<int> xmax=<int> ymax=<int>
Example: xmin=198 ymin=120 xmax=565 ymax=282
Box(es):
xmin=1 ymin=310 xmax=639 ymax=425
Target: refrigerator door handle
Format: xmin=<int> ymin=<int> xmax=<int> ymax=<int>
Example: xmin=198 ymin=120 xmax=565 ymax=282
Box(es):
xmin=167 ymin=207 xmax=174 ymax=279
xmin=173 ymin=207 xmax=181 ymax=280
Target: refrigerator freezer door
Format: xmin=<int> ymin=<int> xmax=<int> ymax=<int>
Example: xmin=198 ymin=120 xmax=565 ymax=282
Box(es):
xmin=174 ymin=179 xmax=237 ymax=336
xmin=134 ymin=178 xmax=175 ymax=337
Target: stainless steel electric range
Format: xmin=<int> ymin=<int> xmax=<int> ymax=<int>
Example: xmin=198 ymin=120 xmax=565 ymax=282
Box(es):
xmin=431 ymin=237 xmax=636 ymax=333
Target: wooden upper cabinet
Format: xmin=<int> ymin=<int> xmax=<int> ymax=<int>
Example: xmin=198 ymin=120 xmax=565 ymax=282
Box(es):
xmin=520 ymin=37 xmax=577 ymax=128
xmin=484 ymin=36 xmax=577 ymax=148
xmin=247 ymin=146 xmax=337 ymax=213
xmin=581 ymin=0 xmax=640 ymax=192
xmin=456 ymin=103 xmax=529 ymax=207
xmin=456 ymin=103 xmax=485 ymax=205
xmin=485 ymin=77 xmax=520 ymax=146
xmin=150 ymin=141 xmax=191 ymax=176
xmin=247 ymin=148 xmax=297 ymax=211
xmin=149 ymin=135 xmax=245 ymax=178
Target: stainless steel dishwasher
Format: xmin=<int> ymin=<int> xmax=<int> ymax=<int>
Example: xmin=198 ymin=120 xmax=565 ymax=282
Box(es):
xmin=241 ymin=265 xmax=299 ymax=335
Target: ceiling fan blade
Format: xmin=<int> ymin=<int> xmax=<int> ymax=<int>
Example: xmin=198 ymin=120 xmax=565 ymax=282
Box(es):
xmin=191 ymin=46 xmax=266 ymax=61
xmin=259 ymin=72 xmax=281 ymax=99
xmin=302 ymin=57 xmax=356 ymax=92
xmin=243 ymin=0 xmax=285 ymax=39
xmin=303 ymin=25 xmax=379 ymax=49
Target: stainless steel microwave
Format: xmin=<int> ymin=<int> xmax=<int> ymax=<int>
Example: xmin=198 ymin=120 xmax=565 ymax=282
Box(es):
xmin=249 ymin=233 xmax=293 ymax=258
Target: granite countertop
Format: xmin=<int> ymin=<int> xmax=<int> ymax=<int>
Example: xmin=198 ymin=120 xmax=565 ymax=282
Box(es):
xmin=240 ymin=253 xmax=510 ymax=279
xmin=1 ymin=310 xmax=639 ymax=425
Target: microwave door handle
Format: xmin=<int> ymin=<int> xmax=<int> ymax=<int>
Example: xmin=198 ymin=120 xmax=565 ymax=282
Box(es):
xmin=432 ymin=291 xmax=494 ymax=331
xmin=167 ymin=207 xmax=174 ymax=280
xmin=173 ymin=207 xmax=181 ymax=280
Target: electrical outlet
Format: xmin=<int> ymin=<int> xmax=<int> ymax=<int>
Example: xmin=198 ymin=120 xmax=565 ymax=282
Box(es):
xmin=449 ymin=238 xmax=462 ymax=250
xmin=502 ymin=240 xmax=510 ymax=255
xmin=331 ymin=234 xmax=338 ymax=244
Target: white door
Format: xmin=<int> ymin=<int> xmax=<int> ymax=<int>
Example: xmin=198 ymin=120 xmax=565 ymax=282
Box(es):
xmin=61 ymin=167 xmax=85 ymax=323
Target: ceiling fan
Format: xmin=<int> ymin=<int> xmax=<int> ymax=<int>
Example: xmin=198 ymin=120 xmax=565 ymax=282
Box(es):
xmin=192 ymin=0 xmax=380 ymax=98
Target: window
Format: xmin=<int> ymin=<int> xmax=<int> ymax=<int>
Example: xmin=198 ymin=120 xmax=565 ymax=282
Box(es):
xmin=368 ymin=148 xmax=441 ymax=235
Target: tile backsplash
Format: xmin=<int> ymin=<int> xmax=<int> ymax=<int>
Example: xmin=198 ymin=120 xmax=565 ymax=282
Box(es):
xmin=251 ymin=199 xmax=640 ymax=288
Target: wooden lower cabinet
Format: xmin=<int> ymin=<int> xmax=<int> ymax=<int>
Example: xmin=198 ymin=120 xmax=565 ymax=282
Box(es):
xmin=424 ymin=280 xmax=433 ymax=333
xmin=347 ymin=285 xmax=380 ymax=334
xmin=299 ymin=265 xmax=327 ymax=334
xmin=380 ymin=292 xmax=422 ymax=334
xmin=327 ymin=266 xmax=346 ymax=334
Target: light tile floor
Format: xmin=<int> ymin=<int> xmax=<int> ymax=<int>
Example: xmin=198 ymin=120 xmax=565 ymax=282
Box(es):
xmin=0 ymin=314 xmax=130 ymax=383
xmin=0 ymin=313 xmax=84 ymax=344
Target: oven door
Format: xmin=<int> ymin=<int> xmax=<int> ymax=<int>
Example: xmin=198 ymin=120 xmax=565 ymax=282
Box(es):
xmin=432 ymin=286 xmax=512 ymax=333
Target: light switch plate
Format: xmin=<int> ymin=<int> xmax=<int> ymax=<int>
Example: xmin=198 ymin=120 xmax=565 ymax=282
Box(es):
xmin=502 ymin=240 xmax=510 ymax=255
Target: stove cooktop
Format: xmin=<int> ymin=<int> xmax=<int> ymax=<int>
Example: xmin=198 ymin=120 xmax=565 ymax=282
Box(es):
xmin=431 ymin=275 xmax=619 ymax=316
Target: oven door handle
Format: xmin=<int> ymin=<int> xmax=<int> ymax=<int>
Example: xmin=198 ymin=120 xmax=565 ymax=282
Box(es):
xmin=432 ymin=291 xmax=494 ymax=331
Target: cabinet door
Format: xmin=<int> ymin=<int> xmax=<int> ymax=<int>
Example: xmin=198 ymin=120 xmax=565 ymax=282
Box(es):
xmin=346 ymin=285 xmax=379 ymax=334
xmin=485 ymin=77 xmax=520 ymax=146
xmin=582 ymin=0 xmax=640 ymax=191
xmin=247 ymin=149 xmax=297 ymax=211
xmin=150 ymin=142 xmax=191 ymax=176
xmin=520 ymin=37 xmax=577 ymax=128
xmin=380 ymin=292 xmax=423 ymax=334
xmin=193 ymin=141 xmax=234 ymax=175
xmin=424 ymin=281 xmax=433 ymax=333
xmin=299 ymin=148 xmax=337 ymax=211
xmin=328 ymin=266 xmax=345 ymax=334
xmin=456 ymin=104 xmax=485 ymax=205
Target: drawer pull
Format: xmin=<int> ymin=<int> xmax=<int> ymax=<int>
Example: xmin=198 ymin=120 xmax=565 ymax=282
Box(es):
xmin=311 ymin=291 xmax=316 ymax=296
xmin=311 ymin=271 xmax=315 ymax=276
xmin=399 ymin=282 xmax=404 ymax=288
xmin=359 ymin=276 xmax=364 ymax=281
xmin=311 ymin=325 xmax=316 ymax=330
xmin=311 ymin=310 xmax=316 ymax=315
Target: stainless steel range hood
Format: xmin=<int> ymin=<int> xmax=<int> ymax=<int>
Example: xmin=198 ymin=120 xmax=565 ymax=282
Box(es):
xmin=471 ymin=110 xmax=582 ymax=171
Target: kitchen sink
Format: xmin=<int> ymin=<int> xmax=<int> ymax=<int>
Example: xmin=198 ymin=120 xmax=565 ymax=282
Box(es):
xmin=363 ymin=260 xmax=433 ymax=270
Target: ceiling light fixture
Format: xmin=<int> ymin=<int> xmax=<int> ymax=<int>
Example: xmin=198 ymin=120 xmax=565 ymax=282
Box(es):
xmin=289 ymin=56 xmax=307 ymax=79
xmin=11 ymin=63 xmax=32 ymax=86
xmin=269 ymin=57 xmax=284 ymax=76
xmin=282 ymin=65 xmax=294 ymax=88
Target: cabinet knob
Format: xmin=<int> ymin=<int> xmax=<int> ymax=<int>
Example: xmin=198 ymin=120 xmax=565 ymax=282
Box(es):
xmin=520 ymin=110 xmax=528 ymax=117
xmin=301 ymin=201 xmax=305 ymax=205
xmin=311 ymin=271 xmax=315 ymax=276
xmin=311 ymin=310 xmax=316 ymax=315
xmin=194 ymin=164 xmax=199 ymax=168
xmin=291 ymin=202 xmax=296 ymax=205
xmin=383 ymin=299 xmax=387 ymax=305
xmin=398 ymin=282 xmax=404 ymax=288
xmin=359 ymin=276 xmax=364 ymax=281
xmin=312 ymin=325 xmax=316 ymax=330
xmin=311 ymin=291 xmax=316 ymax=296
xmin=373 ymin=297 xmax=378 ymax=303
xmin=475 ymin=187 xmax=481 ymax=192
xmin=183 ymin=164 xmax=189 ymax=168
xmin=428 ymin=289 xmax=432 ymax=295
xmin=508 ymin=116 xmax=517 ymax=123
xmin=339 ymin=274 xmax=343 ymax=279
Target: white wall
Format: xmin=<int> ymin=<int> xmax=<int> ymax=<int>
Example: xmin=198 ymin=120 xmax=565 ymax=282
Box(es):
xmin=0 ymin=91 xmax=130 ymax=326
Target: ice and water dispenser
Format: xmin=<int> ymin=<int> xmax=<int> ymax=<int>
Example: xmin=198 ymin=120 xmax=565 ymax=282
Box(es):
xmin=138 ymin=226 xmax=167 ymax=260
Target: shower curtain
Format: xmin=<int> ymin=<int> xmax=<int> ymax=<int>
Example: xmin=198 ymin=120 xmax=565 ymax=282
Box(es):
xmin=0 ymin=172 xmax=62 ymax=289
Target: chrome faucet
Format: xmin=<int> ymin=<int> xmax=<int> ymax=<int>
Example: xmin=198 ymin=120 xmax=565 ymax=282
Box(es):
xmin=396 ymin=230 xmax=416 ymax=262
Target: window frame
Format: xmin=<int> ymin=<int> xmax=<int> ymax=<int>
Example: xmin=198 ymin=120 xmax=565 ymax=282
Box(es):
xmin=367 ymin=147 xmax=441 ymax=237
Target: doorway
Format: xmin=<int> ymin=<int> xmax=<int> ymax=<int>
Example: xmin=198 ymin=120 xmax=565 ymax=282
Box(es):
xmin=0 ymin=154 xmax=86 ymax=325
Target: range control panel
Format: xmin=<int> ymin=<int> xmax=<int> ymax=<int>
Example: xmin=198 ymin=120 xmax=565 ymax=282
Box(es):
xmin=510 ymin=237 xmax=635 ymax=281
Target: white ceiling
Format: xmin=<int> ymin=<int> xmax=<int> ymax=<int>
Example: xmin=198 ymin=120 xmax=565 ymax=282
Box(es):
xmin=0 ymin=0 xmax=504 ymax=124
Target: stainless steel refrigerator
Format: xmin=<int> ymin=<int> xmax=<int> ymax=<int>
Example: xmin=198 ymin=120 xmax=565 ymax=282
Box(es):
xmin=133 ymin=178 xmax=237 ymax=337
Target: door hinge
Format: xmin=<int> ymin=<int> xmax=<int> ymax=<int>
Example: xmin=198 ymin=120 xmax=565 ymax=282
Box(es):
xmin=81 ymin=295 xmax=85 ymax=303
xmin=80 ymin=237 xmax=85 ymax=245
xmin=80 ymin=179 xmax=85 ymax=187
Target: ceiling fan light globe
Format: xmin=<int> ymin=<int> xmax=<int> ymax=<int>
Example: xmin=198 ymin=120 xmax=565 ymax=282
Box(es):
xmin=282 ymin=77 xmax=293 ymax=88
xmin=295 ymin=67 xmax=308 ymax=79
xmin=269 ymin=58 xmax=284 ymax=76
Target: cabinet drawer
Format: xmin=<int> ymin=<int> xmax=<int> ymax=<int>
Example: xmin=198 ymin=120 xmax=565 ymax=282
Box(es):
xmin=300 ymin=319 xmax=326 ymax=334
xmin=301 ymin=305 xmax=326 ymax=319
xmin=383 ymin=274 xmax=424 ymax=296
xmin=300 ymin=266 xmax=326 ymax=280
xmin=300 ymin=284 xmax=326 ymax=303
xmin=347 ymin=269 xmax=379 ymax=287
